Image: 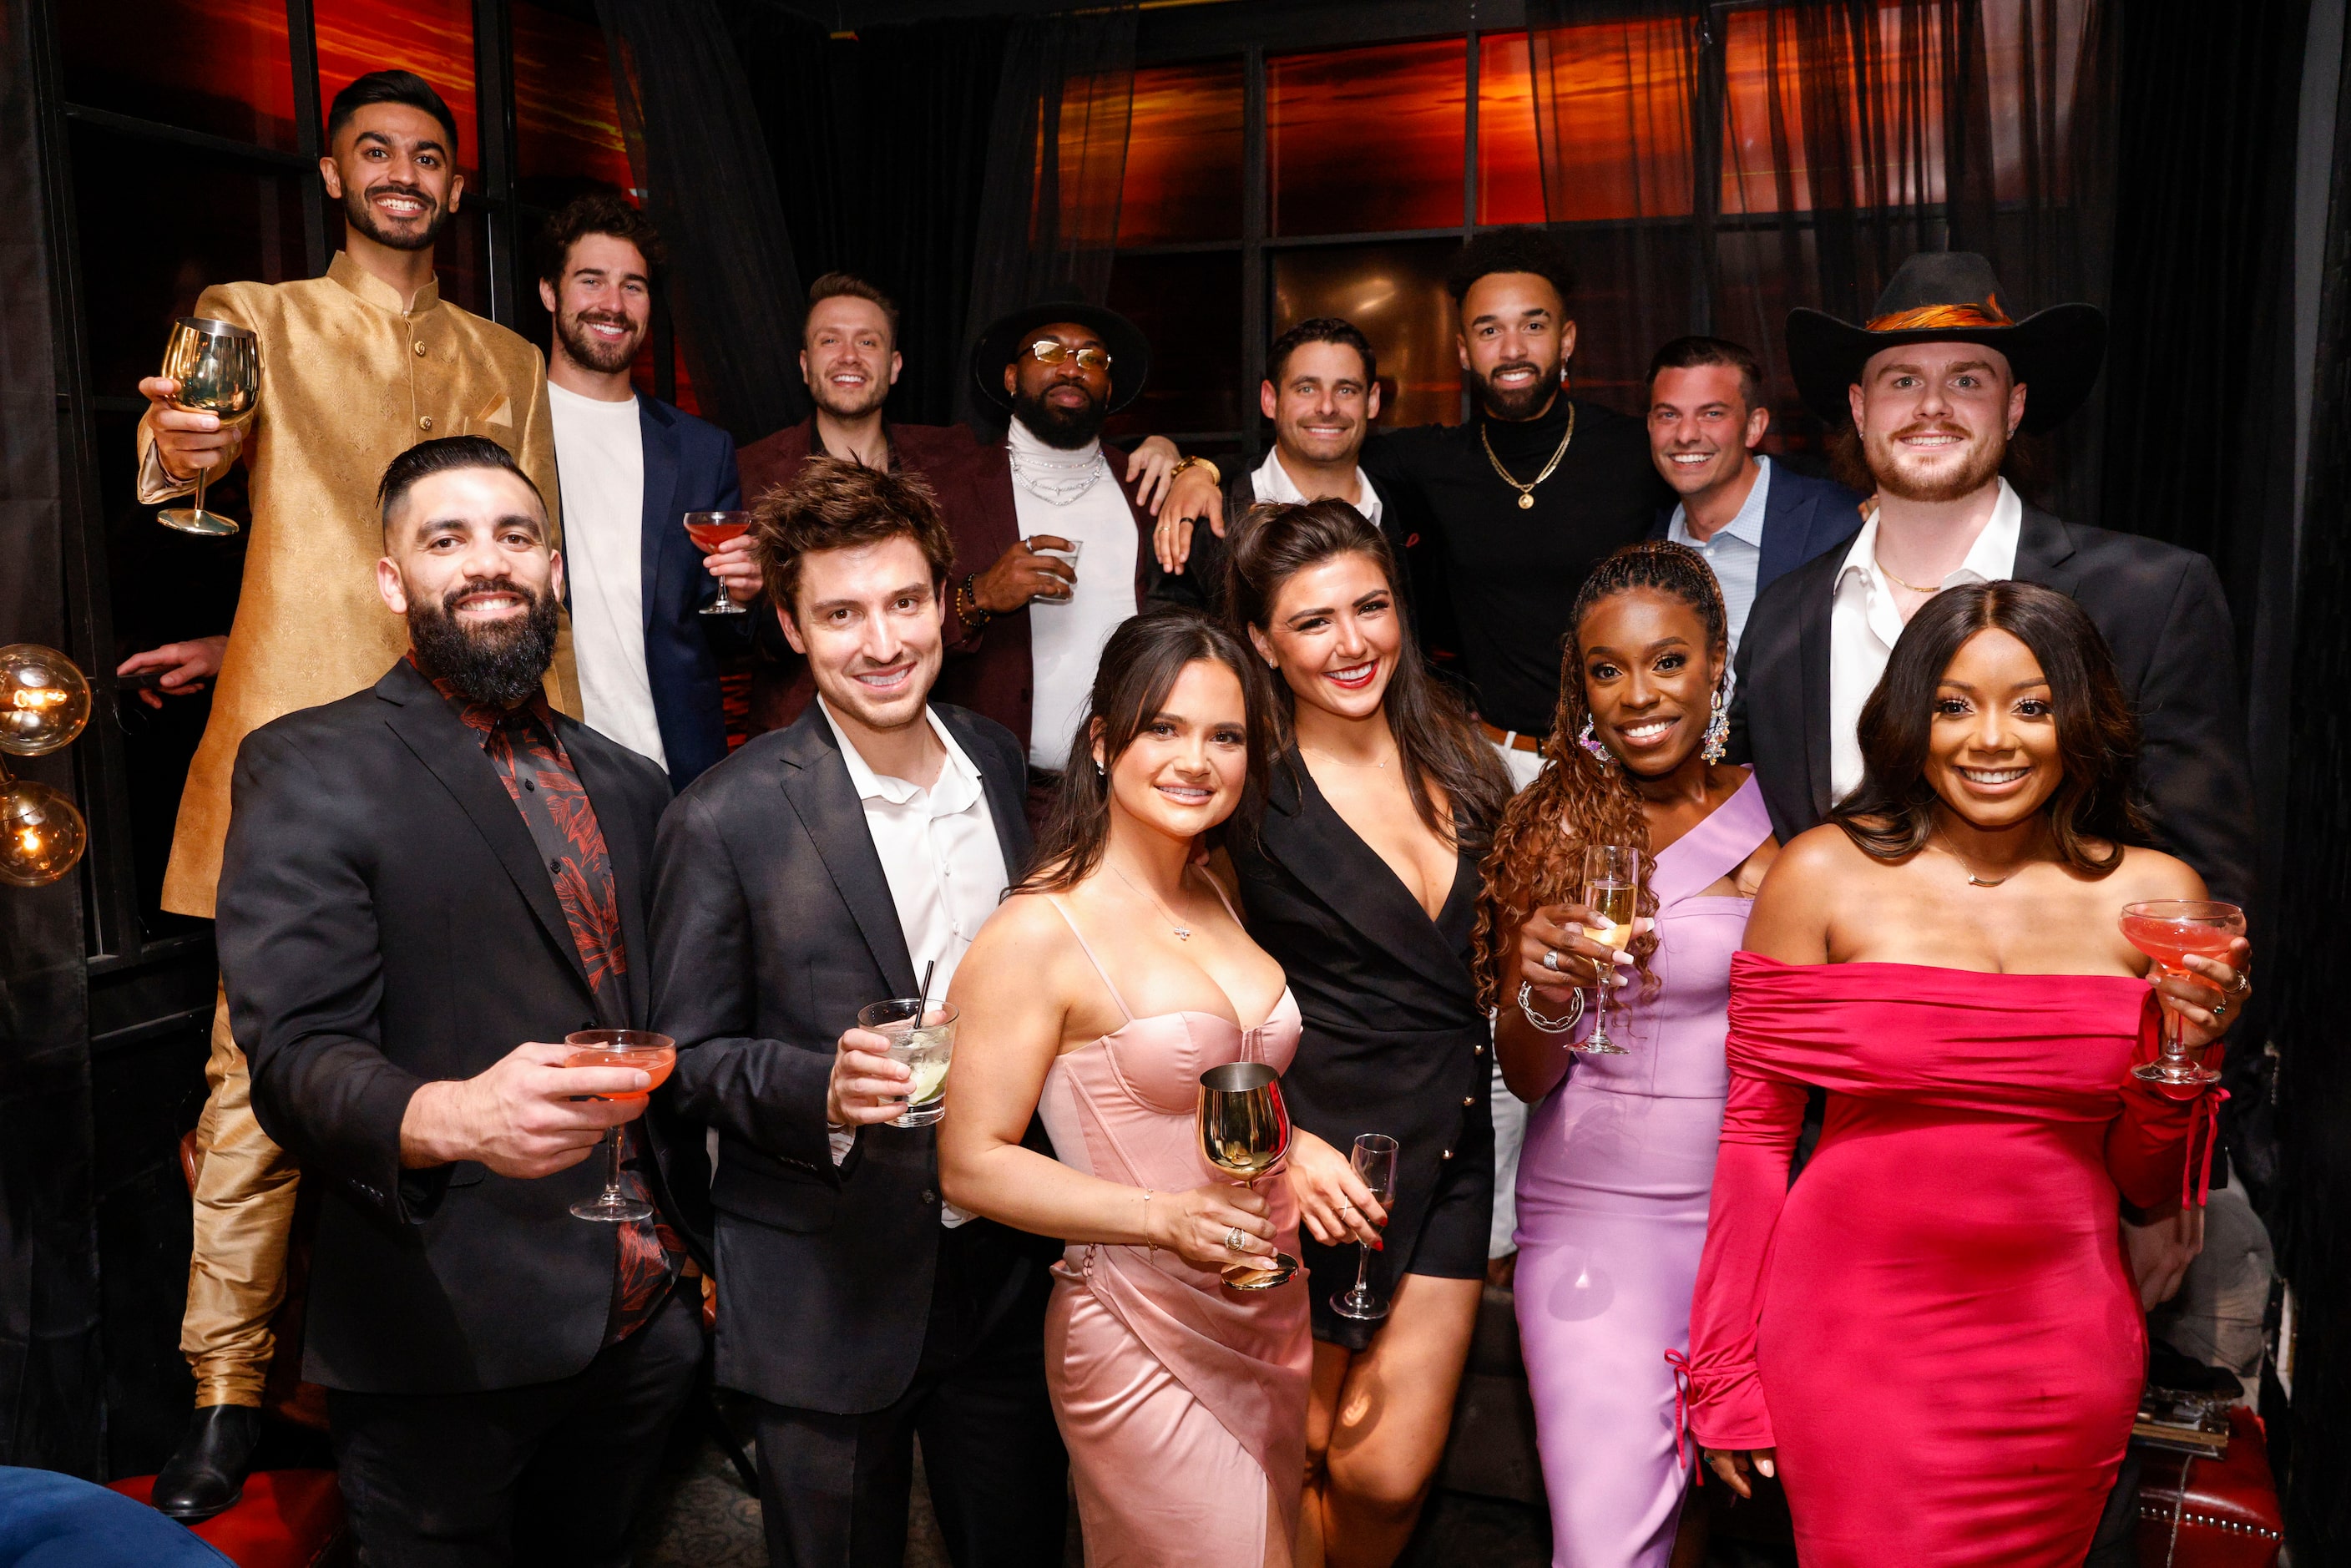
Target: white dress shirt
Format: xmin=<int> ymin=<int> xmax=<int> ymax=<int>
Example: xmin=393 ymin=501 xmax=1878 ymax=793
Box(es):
xmin=1009 ymin=417 xmax=1139 ymax=772
xmin=819 ymin=701 xmax=1008 ymax=1225
xmin=1828 ymin=477 xmax=2025 ymax=802
xmin=547 ymin=382 xmax=665 ymax=770
xmin=1666 ymin=455 xmax=1772 ymax=659
xmin=1251 ymin=448 xmax=1384 ymax=529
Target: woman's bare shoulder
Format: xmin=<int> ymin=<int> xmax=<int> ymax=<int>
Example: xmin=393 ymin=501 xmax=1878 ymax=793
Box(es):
xmin=2104 ymin=845 xmax=2210 ymax=903
xmin=1758 ymin=822 xmax=1875 ymax=891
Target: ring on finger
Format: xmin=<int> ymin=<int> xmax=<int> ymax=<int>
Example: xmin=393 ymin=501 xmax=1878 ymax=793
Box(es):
xmin=2212 ymin=998 xmax=2229 ymax=1021
xmin=1225 ymin=1227 xmax=1248 ymax=1252
xmin=2228 ymin=971 xmax=2251 ymax=997
xmin=1542 ymin=948 xmax=1561 ymax=973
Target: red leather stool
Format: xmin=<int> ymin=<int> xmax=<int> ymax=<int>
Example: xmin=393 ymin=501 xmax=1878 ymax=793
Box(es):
xmin=107 ymin=1469 xmax=345 ymax=1568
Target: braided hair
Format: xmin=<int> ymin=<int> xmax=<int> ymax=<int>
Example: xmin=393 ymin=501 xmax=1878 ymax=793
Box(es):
xmin=1472 ymin=540 xmax=1729 ymax=1009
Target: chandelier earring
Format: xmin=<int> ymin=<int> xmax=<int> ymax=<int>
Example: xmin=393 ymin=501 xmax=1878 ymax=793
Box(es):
xmin=1577 ymin=718 xmax=1615 ymax=766
xmin=1701 ymin=676 xmax=1732 ymax=765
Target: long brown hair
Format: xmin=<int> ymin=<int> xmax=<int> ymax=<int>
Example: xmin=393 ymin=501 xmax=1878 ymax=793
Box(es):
xmin=1833 ymin=579 xmax=2147 ymax=869
xmin=1472 ymin=541 xmax=1730 ymax=1009
xmin=1222 ymin=498 xmax=1510 ymax=849
xmin=1015 ymin=606 xmax=1282 ymax=893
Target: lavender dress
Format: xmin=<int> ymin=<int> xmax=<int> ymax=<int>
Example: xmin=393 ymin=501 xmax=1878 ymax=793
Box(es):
xmin=1512 ymin=775 xmax=1772 ymax=1567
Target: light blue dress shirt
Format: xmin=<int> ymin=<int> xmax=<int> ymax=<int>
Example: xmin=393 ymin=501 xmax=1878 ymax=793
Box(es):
xmin=1666 ymin=455 xmax=1772 ymax=658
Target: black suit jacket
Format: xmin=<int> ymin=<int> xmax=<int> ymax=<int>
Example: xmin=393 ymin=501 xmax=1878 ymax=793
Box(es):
xmin=634 ymin=395 xmax=743 ymax=792
xmin=225 ymin=658 xmax=691 ymax=1394
xmin=1729 ymin=503 xmax=2255 ymax=908
xmin=648 ymin=701 xmax=1051 ymax=1414
xmin=1170 ymin=461 xmax=1409 ymax=620
xmin=1646 ymin=460 xmax=1868 ymax=604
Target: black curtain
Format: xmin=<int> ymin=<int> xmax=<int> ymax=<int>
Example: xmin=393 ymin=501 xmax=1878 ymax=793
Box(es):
xmin=726 ymin=12 xmax=1011 ymax=427
xmin=0 ymin=0 xmax=102 ymax=1476
xmin=953 ymin=6 xmax=1138 ymax=432
xmin=597 ymin=0 xmax=807 ymax=446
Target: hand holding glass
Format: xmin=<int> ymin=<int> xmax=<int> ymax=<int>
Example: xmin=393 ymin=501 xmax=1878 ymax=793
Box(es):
xmin=685 ymin=511 xmax=754 ymax=615
xmin=1330 ymin=1133 xmax=1399 ymax=1322
xmin=1197 ymin=1061 xmax=1300 ymax=1290
xmin=156 ymin=317 xmax=260 ymax=537
xmin=857 ymin=999 xmax=957 ymax=1126
xmin=2120 ymin=901 xmax=2245 ymax=1087
xmin=566 ymin=1029 xmax=676 ymax=1222
xmin=1576 ymin=845 xmax=1640 ymax=1055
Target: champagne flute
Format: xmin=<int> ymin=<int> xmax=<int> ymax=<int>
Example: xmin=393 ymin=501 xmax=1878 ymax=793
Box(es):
xmin=1330 ymin=1133 xmax=1399 ymax=1322
xmin=566 ymin=1029 xmax=676 ymax=1222
xmin=2120 ymin=900 xmax=2244 ymax=1087
xmin=156 ymin=317 xmax=260 ymax=537
xmin=1576 ymin=844 xmax=1640 ymax=1055
xmin=684 ymin=511 xmax=754 ymax=615
xmin=1196 ymin=1061 xmax=1300 ymax=1290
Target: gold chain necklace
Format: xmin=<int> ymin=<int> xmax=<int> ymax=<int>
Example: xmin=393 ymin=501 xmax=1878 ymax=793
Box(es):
xmin=1875 ymin=552 xmax=1946 ymax=595
xmin=1934 ymin=833 xmax=2012 ymax=888
xmin=1114 ymin=864 xmax=1196 ymax=941
xmin=1479 ymin=402 xmax=1576 ymax=510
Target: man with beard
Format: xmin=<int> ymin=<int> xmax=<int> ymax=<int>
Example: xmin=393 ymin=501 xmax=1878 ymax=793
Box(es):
xmin=222 ymin=437 xmax=700 ymax=1563
xmin=538 ymin=194 xmax=743 ymax=791
xmin=1641 ymin=335 xmax=1864 ymax=656
xmin=1156 ymin=227 xmax=1671 ymax=793
xmin=734 ymin=275 xmax=1184 ymax=733
xmin=934 ymin=301 xmax=1211 ymax=812
xmin=119 ymin=69 xmax=570 ymax=1520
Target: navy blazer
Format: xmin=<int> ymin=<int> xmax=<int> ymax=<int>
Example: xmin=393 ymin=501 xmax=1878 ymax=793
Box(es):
xmin=1647 ymin=458 xmax=1868 ymax=602
xmin=634 ymin=395 xmax=742 ymax=792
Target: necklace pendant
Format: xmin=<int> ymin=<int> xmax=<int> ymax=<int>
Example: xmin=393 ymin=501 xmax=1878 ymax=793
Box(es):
xmin=1172 ymin=927 xmax=1191 ymax=941
xmin=1517 ymin=493 xmax=1534 ymax=510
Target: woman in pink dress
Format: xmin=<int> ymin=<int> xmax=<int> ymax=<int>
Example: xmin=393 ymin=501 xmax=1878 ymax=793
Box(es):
xmin=1686 ymin=582 xmax=2247 ymax=1566
xmin=942 ymin=608 xmax=1313 ymax=1568
xmin=1479 ymin=542 xmax=1776 ymax=1567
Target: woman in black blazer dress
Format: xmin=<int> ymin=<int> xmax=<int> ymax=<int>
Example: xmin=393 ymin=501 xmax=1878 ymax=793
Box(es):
xmin=1220 ymin=498 xmax=1511 ymax=1566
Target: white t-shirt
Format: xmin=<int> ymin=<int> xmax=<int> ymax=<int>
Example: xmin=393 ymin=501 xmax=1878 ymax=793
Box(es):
xmin=548 ymin=382 xmax=665 ymax=771
xmin=1008 ymin=417 xmax=1138 ymax=771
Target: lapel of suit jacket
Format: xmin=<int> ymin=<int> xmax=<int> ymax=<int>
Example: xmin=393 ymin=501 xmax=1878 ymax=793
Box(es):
xmin=2010 ymin=504 xmax=2081 ymax=597
xmin=775 ymin=707 xmax=921 ymax=999
xmin=938 ymin=706 xmax=1034 ymax=880
xmin=1756 ymin=464 xmax=1805 ymax=589
xmin=638 ymin=397 xmax=683 ymax=634
xmin=1261 ymin=757 xmax=1469 ymax=986
xmin=561 ymin=720 xmax=652 ymax=1025
xmin=1100 ymin=439 xmax=1150 ymax=611
xmin=1796 ymin=548 xmax=1840 ymax=822
xmin=378 ymin=661 xmax=593 ymax=995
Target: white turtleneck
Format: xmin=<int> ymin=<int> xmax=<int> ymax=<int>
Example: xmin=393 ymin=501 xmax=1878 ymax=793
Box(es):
xmin=1007 ymin=417 xmax=1138 ymax=771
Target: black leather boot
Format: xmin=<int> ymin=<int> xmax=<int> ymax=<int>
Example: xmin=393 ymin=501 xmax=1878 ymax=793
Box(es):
xmin=151 ymin=1404 xmax=261 ymax=1522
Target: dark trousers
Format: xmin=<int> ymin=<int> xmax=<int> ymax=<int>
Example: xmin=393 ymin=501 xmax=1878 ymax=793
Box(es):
xmin=751 ymin=1220 xmax=1066 ymax=1568
xmin=328 ymin=1287 xmax=703 ymax=1567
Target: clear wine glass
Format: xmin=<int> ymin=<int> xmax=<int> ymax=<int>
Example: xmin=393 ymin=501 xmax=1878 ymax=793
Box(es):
xmin=1330 ymin=1133 xmax=1399 ymax=1322
xmin=1576 ymin=844 xmax=1640 ymax=1055
xmin=566 ymin=1029 xmax=676 ymax=1222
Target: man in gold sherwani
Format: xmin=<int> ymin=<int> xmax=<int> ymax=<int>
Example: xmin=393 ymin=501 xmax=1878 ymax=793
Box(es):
xmin=118 ymin=69 xmax=575 ymax=1520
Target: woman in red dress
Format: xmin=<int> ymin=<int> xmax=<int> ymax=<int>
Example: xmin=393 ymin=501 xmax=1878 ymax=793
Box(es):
xmin=1685 ymin=581 xmax=2248 ymax=1567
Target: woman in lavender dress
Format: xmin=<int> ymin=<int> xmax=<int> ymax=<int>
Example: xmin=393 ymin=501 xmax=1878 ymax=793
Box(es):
xmin=1478 ymin=543 xmax=1777 ymax=1567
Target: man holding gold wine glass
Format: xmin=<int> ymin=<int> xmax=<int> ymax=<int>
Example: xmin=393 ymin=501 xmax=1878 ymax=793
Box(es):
xmin=120 ymin=69 xmax=574 ymax=1522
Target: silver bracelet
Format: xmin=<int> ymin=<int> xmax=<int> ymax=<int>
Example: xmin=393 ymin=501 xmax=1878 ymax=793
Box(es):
xmin=1517 ymin=981 xmax=1585 ymax=1035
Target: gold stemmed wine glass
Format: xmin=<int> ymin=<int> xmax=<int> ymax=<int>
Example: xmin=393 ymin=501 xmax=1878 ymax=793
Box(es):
xmin=1196 ymin=1061 xmax=1300 ymax=1291
xmin=156 ymin=316 xmax=261 ymax=537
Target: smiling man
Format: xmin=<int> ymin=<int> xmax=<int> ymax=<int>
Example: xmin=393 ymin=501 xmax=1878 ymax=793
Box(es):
xmin=647 ymin=457 xmax=1064 ymax=1568
xmin=121 ymin=70 xmax=573 ymax=1520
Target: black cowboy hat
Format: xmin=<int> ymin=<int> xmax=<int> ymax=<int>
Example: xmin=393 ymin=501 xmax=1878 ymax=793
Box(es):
xmin=1786 ymin=252 xmax=2106 ymax=435
xmin=969 ymin=296 xmax=1150 ymax=416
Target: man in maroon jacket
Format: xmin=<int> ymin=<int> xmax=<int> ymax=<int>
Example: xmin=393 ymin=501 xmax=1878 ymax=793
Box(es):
xmin=736 ymin=276 xmax=1188 ymax=739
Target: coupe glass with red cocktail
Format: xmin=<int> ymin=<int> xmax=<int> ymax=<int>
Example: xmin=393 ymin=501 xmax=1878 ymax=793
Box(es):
xmin=566 ymin=1028 xmax=677 ymax=1222
xmin=684 ymin=510 xmax=754 ymax=616
xmin=2118 ymin=900 xmax=2244 ymax=1087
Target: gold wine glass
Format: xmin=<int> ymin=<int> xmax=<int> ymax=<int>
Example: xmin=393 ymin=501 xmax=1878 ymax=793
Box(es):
xmin=156 ymin=316 xmax=260 ymax=537
xmin=1196 ymin=1061 xmax=1300 ymax=1291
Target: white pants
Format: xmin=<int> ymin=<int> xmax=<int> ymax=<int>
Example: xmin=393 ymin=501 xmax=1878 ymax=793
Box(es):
xmin=1485 ymin=734 xmax=1542 ymax=1257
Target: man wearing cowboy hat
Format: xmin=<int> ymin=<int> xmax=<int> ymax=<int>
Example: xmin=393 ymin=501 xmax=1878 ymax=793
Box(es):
xmin=1731 ymin=250 xmax=2253 ymax=912
xmin=927 ymin=298 xmax=1212 ymax=817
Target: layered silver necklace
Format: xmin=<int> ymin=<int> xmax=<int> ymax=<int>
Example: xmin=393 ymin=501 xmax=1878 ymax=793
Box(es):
xmin=1009 ymin=443 xmax=1110 ymax=506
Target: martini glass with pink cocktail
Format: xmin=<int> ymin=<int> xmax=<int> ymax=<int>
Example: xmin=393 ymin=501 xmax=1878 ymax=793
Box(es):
xmin=566 ymin=1028 xmax=677 ymax=1222
xmin=684 ymin=511 xmax=753 ymax=615
xmin=2119 ymin=900 xmax=2244 ymax=1088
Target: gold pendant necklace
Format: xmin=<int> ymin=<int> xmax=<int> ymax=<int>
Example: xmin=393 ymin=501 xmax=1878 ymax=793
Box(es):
xmin=1934 ymin=833 xmax=2011 ymax=888
xmin=1114 ymin=865 xmax=1194 ymax=940
xmin=1481 ymin=402 xmax=1576 ymax=510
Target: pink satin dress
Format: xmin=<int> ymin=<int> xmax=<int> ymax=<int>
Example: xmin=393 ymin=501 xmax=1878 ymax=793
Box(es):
xmin=1685 ymin=954 xmax=2217 ymax=1567
xmin=1037 ymin=898 xmax=1314 ymax=1568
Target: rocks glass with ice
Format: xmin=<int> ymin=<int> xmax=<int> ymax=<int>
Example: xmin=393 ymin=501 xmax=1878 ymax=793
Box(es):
xmin=857 ymin=999 xmax=958 ymax=1127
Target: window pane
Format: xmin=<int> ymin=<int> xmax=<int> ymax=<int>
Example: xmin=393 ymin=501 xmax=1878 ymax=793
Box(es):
xmin=69 ymin=122 xmax=311 ymax=405
xmin=1271 ymin=39 xmax=1465 ymax=237
xmin=514 ymin=1 xmax=635 ymax=195
xmin=1104 ymin=251 xmax=1241 ymax=438
xmin=1118 ymin=61 xmax=1244 ymax=245
xmin=1272 ymin=240 xmax=1462 ymax=428
xmin=1475 ymin=33 xmax=1545 ymax=226
xmin=60 ymin=0 xmax=297 ymax=150
xmin=315 ymin=0 xmax=481 ymax=178
xmin=1521 ymin=17 xmax=1695 ymax=222
xmin=1720 ymin=3 xmax=1944 ymax=217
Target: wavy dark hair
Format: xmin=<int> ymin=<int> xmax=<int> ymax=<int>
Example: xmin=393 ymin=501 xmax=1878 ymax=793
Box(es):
xmin=1016 ymin=606 xmax=1281 ymax=894
xmin=1221 ymin=498 xmax=1509 ymax=850
xmin=1834 ymin=579 xmax=2147 ymax=870
xmin=1472 ymin=540 xmax=1730 ymax=1009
